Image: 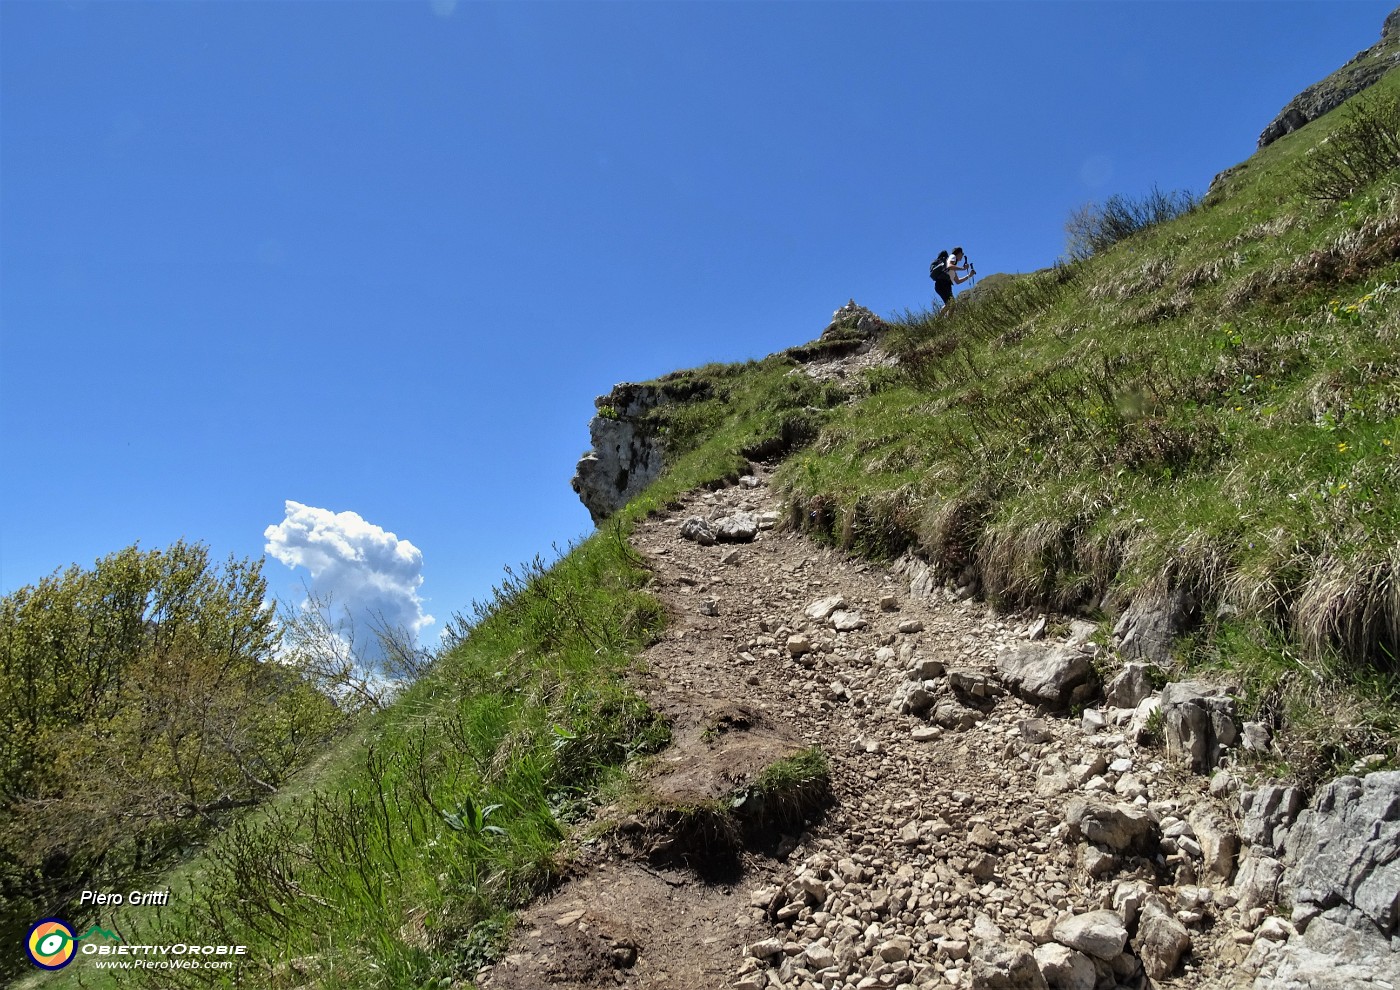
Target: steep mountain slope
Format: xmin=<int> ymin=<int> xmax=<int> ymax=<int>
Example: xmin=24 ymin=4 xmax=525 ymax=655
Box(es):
xmin=532 ymin=37 xmax=1400 ymax=990
xmin=483 ymin=468 xmax=1397 ymax=990
xmin=20 ymin=11 xmax=1399 ymax=990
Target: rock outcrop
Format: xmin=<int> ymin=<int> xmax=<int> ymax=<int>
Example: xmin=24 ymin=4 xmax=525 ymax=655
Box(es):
xmin=1256 ymin=5 xmax=1400 ymax=148
xmin=1284 ymin=772 xmax=1400 ymax=934
xmin=1240 ymin=772 xmax=1400 ymax=989
xmin=572 ymin=373 xmax=720 ymax=524
xmin=571 ymin=382 xmax=674 ymax=525
xmin=784 ymin=300 xmax=885 ymax=364
xmin=1111 ymin=587 xmax=1196 ymax=664
xmin=572 ymin=301 xmax=889 ymax=524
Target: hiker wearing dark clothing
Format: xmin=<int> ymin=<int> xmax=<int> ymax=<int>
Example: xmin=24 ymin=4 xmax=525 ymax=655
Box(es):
xmin=930 ymin=246 xmax=975 ymax=314
xmin=930 ymin=250 xmax=953 ymax=306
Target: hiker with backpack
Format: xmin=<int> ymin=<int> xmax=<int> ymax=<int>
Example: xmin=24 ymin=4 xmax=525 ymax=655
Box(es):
xmin=930 ymin=246 xmax=975 ymax=314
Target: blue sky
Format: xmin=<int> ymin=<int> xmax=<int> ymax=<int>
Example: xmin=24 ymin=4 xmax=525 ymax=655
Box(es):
xmin=2 ymin=1 xmax=1393 ymax=643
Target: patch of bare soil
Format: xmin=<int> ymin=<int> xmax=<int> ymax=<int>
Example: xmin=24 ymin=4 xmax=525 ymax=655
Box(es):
xmin=487 ymin=856 xmax=743 ymax=988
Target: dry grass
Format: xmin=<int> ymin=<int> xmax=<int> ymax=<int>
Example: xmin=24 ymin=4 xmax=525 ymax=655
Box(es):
xmin=1223 ymin=214 xmax=1303 ymax=251
xmin=1294 ymin=551 xmax=1400 ymax=663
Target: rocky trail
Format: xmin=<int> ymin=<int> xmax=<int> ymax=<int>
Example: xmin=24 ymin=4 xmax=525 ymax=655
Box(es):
xmin=484 ymin=467 xmax=1400 ymax=990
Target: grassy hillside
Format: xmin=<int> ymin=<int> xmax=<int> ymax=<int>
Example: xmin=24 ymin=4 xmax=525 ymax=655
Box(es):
xmin=26 ymin=531 xmax=668 ymax=990
xmin=21 ymin=68 xmax=1398 ymax=990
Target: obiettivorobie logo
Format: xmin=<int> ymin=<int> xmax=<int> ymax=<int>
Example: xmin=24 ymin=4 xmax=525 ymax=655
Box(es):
xmin=24 ymin=916 xmax=249 ymax=972
xmin=25 ymin=918 xmax=121 ymax=970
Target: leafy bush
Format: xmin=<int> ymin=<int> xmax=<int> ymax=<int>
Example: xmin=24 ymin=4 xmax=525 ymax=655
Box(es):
xmin=0 ymin=542 xmax=340 ymax=985
xmin=1065 ymin=185 xmax=1200 ymax=260
xmin=1299 ymin=92 xmax=1400 ymax=202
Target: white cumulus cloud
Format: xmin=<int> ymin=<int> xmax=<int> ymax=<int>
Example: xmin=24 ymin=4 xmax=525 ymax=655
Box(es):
xmin=264 ymin=501 xmax=434 ymax=648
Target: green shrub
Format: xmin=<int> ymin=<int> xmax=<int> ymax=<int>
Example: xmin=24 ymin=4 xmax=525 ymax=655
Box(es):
xmin=1300 ymin=93 xmax=1400 ymax=202
xmin=0 ymin=543 xmax=340 ymax=985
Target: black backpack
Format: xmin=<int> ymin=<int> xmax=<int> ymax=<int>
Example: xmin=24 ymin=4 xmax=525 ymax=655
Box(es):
xmin=929 ymin=257 xmax=949 ymax=281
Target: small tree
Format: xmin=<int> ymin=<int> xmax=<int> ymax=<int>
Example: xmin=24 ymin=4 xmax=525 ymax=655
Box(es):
xmin=275 ymin=592 xmax=433 ymax=713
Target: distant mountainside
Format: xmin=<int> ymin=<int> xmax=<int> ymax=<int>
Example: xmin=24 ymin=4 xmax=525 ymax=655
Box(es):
xmin=1257 ymin=5 xmax=1400 ymax=147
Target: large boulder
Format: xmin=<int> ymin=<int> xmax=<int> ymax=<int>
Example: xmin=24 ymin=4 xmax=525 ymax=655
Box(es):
xmin=805 ymin=595 xmax=846 ymax=622
xmin=1051 ymin=910 xmax=1128 ymax=962
xmin=1160 ymin=681 xmax=1239 ymax=773
xmin=1189 ymin=804 xmax=1241 ymax=881
xmin=1135 ymin=897 xmax=1190 ymax=980
xmin=679 ymin=516 xmax=716 ymax=545
xmin=1032 ymin=942 xmax=1096 ymax=990
xmin=829 ymin=609 xmax=867 ymax=632
xmin=889 ymin=680 xmax=936 ymax=716
xmin=1112 ymin=587 xmax=1196 ymax=664
xmin=947 ymin=667 xmax=1002 ymax=701
xmin=996 ymin=643 xmax=1099 ymax=711
xmin=969 ymin=939 xmax=1047 ymax=990
xmin=932 ymin=701 xmax=981 ymax=732
xmin=1064 ymin=796 xmax=1158 ymax=852
xmin=1103 ymin=661 xmax=1159 ymax=709
xmin=714 ymin=512 xmax=759 ymax=542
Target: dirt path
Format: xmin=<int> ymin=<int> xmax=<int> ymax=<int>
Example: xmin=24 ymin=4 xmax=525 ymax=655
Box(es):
xmin=483 ymin=468 xmax=1249 ymax=990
